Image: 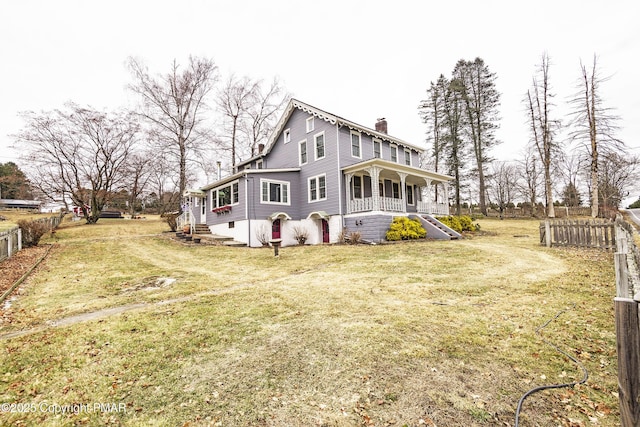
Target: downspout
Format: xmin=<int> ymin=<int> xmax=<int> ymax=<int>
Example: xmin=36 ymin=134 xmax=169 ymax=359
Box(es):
xmin=336 ymin=122 xmax=344 ymax=230
xmin=245 ymin=174 xmax=250 ymax=247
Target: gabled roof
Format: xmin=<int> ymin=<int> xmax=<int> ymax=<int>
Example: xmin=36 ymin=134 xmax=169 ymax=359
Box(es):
xmin=236 ymin=98 xmax=425 ymax=168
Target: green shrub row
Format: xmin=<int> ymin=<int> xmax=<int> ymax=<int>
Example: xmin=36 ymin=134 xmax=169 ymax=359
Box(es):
xmin=386 ymin=217 xmax=427 ymax=241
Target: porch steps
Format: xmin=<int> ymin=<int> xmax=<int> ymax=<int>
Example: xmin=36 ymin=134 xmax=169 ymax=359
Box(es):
xmin=193 ymin=223 xmax=211 ymax=234
xmin=413 ymin=215 xmax=462 ymax=240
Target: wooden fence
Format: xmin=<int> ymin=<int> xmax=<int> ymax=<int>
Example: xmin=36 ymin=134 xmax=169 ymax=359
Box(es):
xmin=613 ymin=217 xmax=640 ymax=426
xmin=539 ymin=219 xmax=616 ymax=250
xmin=0 ymin=214 xmax=64 ymax=263
xmin=0 ymin=227 xmax=21 ymax=262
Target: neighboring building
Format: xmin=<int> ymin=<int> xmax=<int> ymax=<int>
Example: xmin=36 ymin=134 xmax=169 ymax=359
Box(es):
xmin=0 ymin=199 xmax=41 ymax=211
xmin=180 ymin=99 xmax=456 ymax=247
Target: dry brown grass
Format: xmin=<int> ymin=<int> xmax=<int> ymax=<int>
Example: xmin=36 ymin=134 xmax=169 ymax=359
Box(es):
xmin=0 ymin=217 xmax=620 ymax=426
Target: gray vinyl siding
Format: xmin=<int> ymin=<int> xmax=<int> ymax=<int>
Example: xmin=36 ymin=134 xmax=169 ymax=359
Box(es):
xmin=247 ymin=171 xmax=301 ymax=220
xmin=267 ymin=109 xmax=341 ymax=217
xmin=205 ymin=179 xmax=246 ymax=225
xmin=343 ymin=214 xmax=393 ymax=243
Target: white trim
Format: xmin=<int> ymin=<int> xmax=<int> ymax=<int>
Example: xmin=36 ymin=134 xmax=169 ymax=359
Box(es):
xmin=308 ymin=173 xmax=327 ymax=203
xmin=314 ymin=131 xmax=326 ymax=161
xmin=306 ymin=116 xmax=314 ymax=133
xmin=256 ymin=159 xmax=263 ymax=169
xmin=350 ymin=131 xmax=362 ymax=159
xmin=260 ymin=178 xmax=291 ymax=206
xmin=283 ymin=128 xmax=291 ymax=144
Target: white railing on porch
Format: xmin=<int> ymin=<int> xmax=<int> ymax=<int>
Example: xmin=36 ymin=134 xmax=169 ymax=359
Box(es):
xmin=417 ymin=201 xmax=450 ymax=215
xmin=349 ymin=197 xmax=449 ymax=215
xmin=380 ymin=197 xmax=404 ymax=212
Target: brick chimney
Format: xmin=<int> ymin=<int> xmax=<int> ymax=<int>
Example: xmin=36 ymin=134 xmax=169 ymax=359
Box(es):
xmin=375 ymin=118 xmax=387 ymax=134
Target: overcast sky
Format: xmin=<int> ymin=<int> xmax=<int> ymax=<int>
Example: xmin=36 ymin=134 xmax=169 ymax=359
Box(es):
xmin=1 ymin=0 xmax=639 ymax=172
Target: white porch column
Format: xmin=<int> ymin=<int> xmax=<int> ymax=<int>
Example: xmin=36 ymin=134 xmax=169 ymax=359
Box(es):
xmin=443 ymin=183 xmax=450 ymax=214
xmin=364 ymin=166 xmax=382 ymax=211
xmin=397 ymin=172 xmax=408 ymax=213
xmin=345 ymin=173 xmax=353 ymax=214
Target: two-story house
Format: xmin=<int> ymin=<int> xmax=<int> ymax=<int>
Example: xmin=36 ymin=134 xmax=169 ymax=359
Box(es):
xmin=180 ymin=99 xmax=456 ymax=247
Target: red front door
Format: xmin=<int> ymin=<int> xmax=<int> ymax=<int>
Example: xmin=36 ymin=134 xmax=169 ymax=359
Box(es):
xmin=272 ymin=219 xmax=281 ymax=239
xmin=321 ymin=219 xmax=330 ymax=243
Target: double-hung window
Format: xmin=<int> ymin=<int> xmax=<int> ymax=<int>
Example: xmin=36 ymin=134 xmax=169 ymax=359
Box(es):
xmin=404 ymin=149 xmax=412 ymax=166
xmin=406 ymin=184 xmax=414 ymax=205
xmin=314 ymin=132 xmax=325 ymax=160
xmin=390 ymin=145 xmax=398 ymax=162
xmin=351 ymin=132 xmax=361 ymax=158
xmin=299 ymin=140 xmax=308 ymax=165
xmin=261 ymin=179 xmax=290 ymax=205
xmin=373 ymin=139 xmax=381 ymax=158
xmin=352 ymin=175 xmax=362 ymax=199
xmin=309 ymin=174 xmax=327 ymax=202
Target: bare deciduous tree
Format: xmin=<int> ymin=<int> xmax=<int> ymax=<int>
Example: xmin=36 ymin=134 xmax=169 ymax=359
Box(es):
xmin=487 ymin=161 xmax=518 ymax=218
xmin=568 ymin=55 xmax=624 ymax=217
xmin=526 ymin=53 xmax=560 ymax=218
xmin=15 ymin=103 xmax=139 ymax=223
xmin=127 ymin=56 xmax=218 ymax=198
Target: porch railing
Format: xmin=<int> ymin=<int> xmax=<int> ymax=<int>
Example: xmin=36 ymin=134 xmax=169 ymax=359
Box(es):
xmin=349 ymin=197 xmax=449 ymax=215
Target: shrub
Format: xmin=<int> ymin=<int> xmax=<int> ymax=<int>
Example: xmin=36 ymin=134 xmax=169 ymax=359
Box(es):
xmin=385 ymin=217 xmax=426 ymax=241
xmin=161 ymin=212 xmax=179 ymax=232
xmin=347 ymin=231 xmax=362 ymax=244
xmin=17 ymin=219 xmax=51 ymax=247
xmin=436 ymin=215 xmax=479 ymax=233
xmin=256 ymin=224 xmax=271 ymax=246
xmin=292 ymin=225 xmax=309 ymax=245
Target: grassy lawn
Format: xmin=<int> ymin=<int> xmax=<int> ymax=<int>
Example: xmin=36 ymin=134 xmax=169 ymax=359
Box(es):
xmin=0 ymin=216 xmax=619 ymax=426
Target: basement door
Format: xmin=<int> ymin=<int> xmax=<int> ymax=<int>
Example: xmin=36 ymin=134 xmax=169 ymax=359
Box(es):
xmin=321 ymin=219 xmax=330 ymax=243
xmin=272 ymin=219 xmax=281 ymax=239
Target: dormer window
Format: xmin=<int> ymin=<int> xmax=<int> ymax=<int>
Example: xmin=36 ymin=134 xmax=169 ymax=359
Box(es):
xmin=306 ymin=117 xmax=314 ymax=133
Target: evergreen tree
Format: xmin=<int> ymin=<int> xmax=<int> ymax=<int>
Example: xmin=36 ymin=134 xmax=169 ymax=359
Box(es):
xmin=0 ymin=162 xmax=33 ymax=200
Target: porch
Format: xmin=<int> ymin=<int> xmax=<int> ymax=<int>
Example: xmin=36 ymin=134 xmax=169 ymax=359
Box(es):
xmin=343 ymin=159 xmax=452 ymax=216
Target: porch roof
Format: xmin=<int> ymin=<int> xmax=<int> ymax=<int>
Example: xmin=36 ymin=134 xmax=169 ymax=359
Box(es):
xmin=341 ymin=159 xmax=454 ymax=183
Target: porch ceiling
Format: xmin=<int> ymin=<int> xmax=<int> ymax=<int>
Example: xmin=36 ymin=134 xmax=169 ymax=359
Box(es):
xmin=342 ymin=158 xmax=453 ymax=184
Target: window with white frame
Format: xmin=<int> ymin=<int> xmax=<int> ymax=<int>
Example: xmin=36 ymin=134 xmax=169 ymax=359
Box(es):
xmin=373 ymin=139 xmax=381 ymax=158
xmin=256 ymin=159 xmax=263 ymax=169
xmin=406 ymin=184 xmax=414 ymax=205
xmin=309 ymin=174 xmax=327 ymax=202
xmin=390 ymin=145 xmax=398 ymax=162
xmin=351 ymin=132 xmax=361 ymax=158
xmin=352 ymin=175 xmax=362 ymax=199
xmin=299 ymin=140 xmax=308 ymax=165
xmin=306 ymin=117 xmax=314 ymax=133
xmin=261 ymin=179 xmax=290 ymax=205
xmin=404 ymin=149 xmax=412 ymax=166
xmin=314 ymin=132 xmax=325 ymax=160
xmin=392 ymin=182 xmax=400 ymax=199
xmin=283 ymin=128 xmax=291 ymax=144
xmin=211 ymin=181 xmax=239 ymax=209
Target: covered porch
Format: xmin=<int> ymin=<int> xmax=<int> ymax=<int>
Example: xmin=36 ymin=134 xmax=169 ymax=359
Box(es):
xmin=343 ymin=159 xmax=452 ymax=216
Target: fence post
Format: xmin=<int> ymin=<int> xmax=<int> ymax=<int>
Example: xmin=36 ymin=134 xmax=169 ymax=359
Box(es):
xmin=17 ymin=228 xmax=22 ymax=251
xmin=615 ymin=297 xmax=640 ymax=426
xmin=614 ymin=221 xmax=640 ymax=425
xmin=545 ymin=220 xmax=551 ymax=248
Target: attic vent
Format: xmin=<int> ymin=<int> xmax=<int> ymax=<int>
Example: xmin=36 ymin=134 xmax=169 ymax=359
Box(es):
xmin=375 ymin=118 xmax=387 ymax=134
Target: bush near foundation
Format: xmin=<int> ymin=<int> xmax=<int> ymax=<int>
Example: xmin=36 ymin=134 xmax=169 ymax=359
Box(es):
xmin=436 ymin=215 xmax=479 ymax=233
xmin=386 ymin=217 xmax=426 ymax=241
